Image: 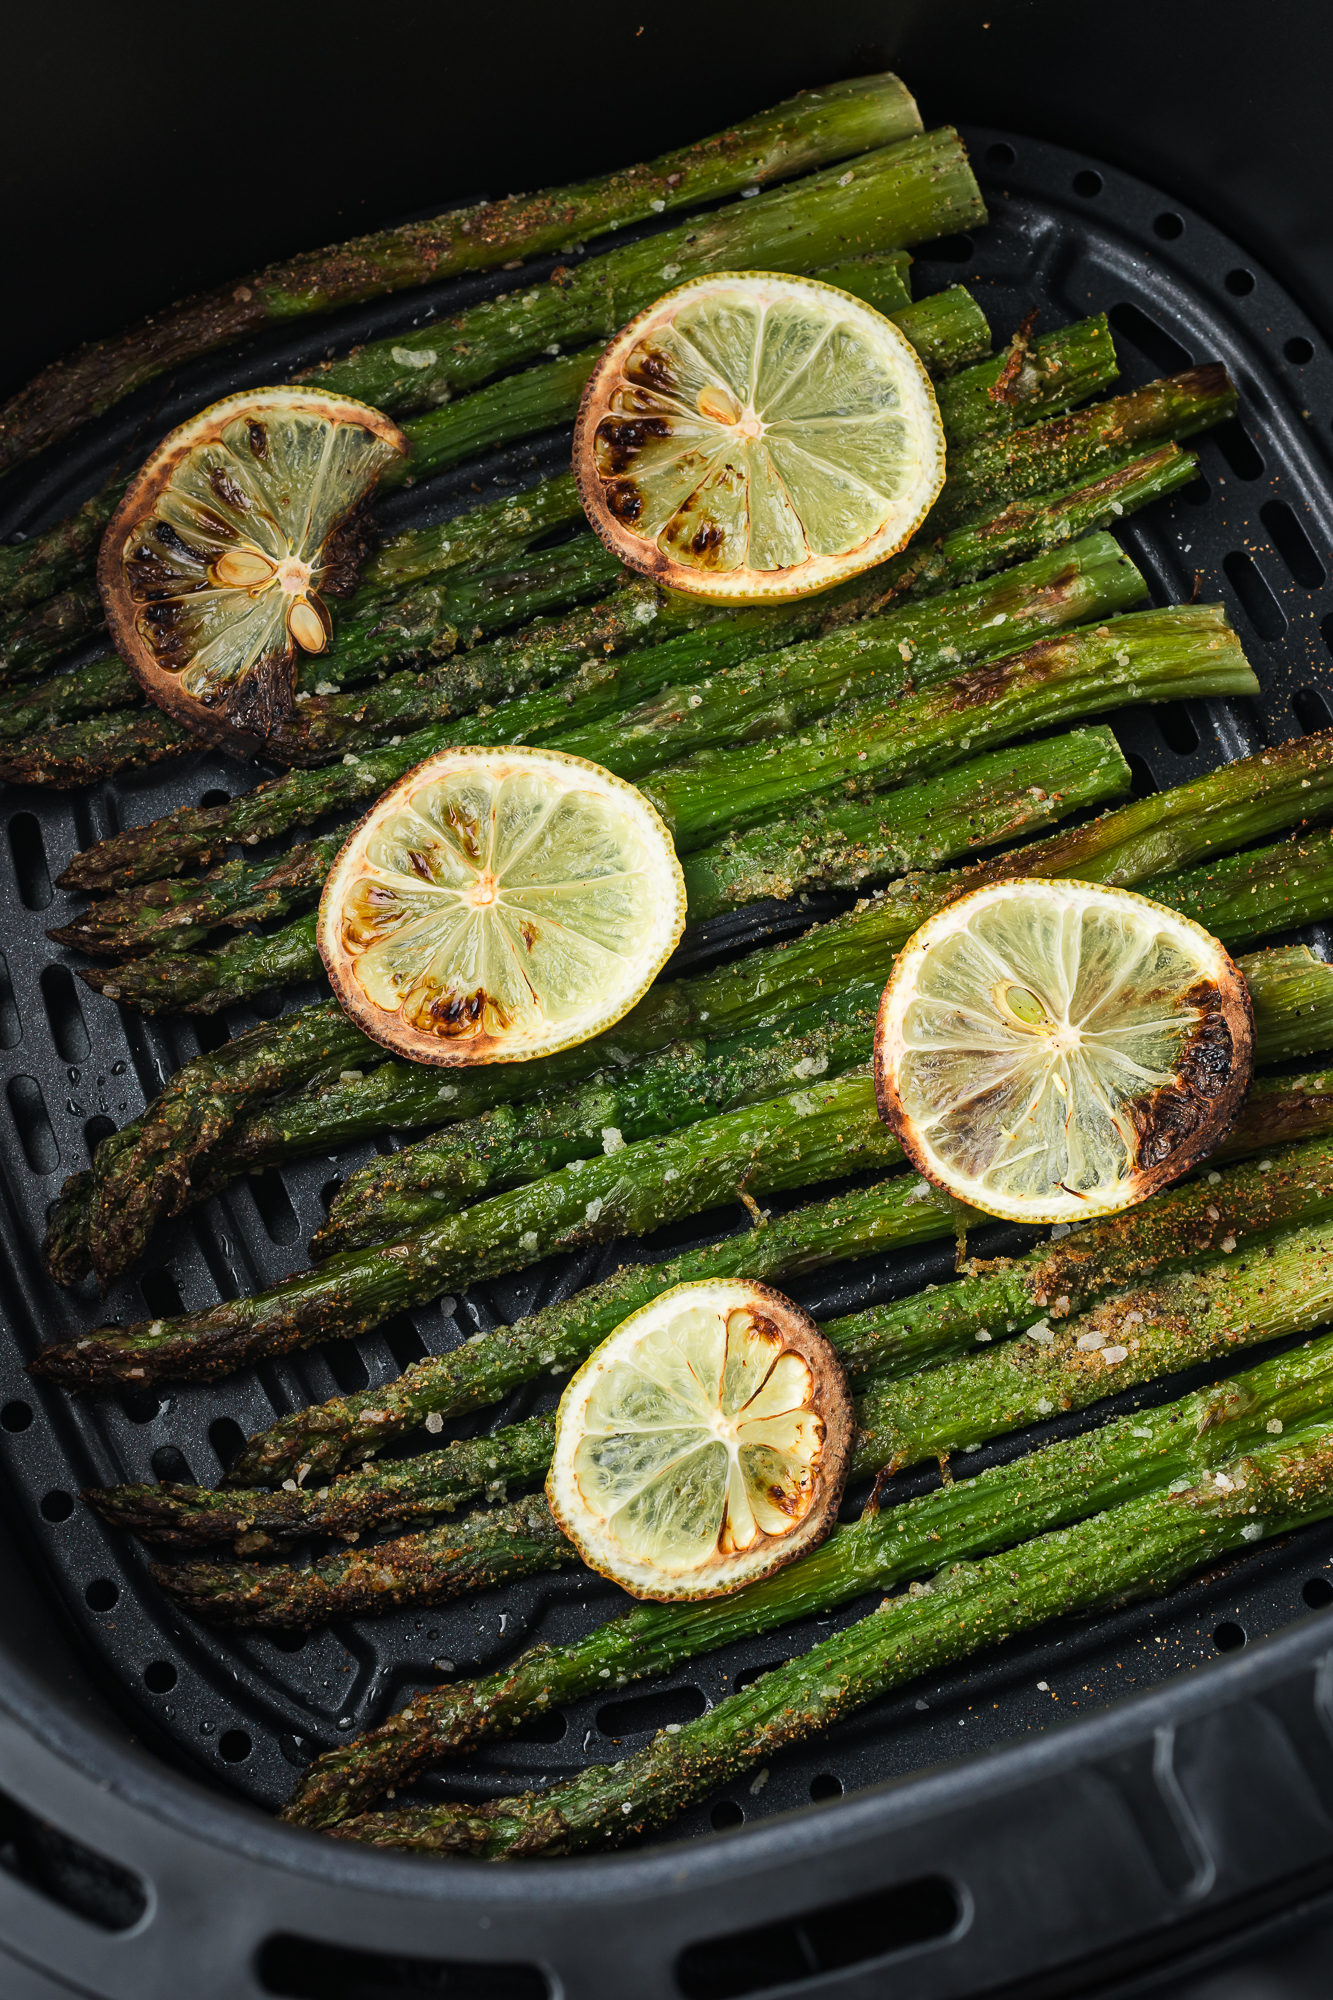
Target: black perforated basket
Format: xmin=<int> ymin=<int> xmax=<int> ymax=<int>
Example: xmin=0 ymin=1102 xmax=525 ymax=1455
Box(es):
xmin=1 ymin=122 xmax=1333 ymax=2000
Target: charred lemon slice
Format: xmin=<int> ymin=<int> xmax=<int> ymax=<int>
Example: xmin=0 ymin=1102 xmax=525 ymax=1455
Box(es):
xmin=318 ymin=744 xmax=686 ymax=1066
xmin=98 ymin=388 xmax=406 ymax=753
xmin=573 ymin=270 xmax=945 ymax=605
xmin=874 ymin=879 xmax=1254 ymax=1225
xmin=546 ymin=1280 xmax=853 ymax=1601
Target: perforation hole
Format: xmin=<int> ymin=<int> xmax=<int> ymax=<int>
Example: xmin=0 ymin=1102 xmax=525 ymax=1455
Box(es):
xmin=598 ymin=1685 xmax=705 ymax=1737
xmin=321 ymin=1340 xmax=370 ymax=1393
xmin=1214 ymin=1620 xmax=1246 ymax=1651
xmin=1154 ymin=704 xmax=1199 ymax=757
xmin=676 ymin=1873 xmax=960 ymax=1998
xmin=266 ymin=1629 xmax=308 ymax=1655
xmin=1182 ymin=469 xmax=1212 ymax=508
xmin=1073 ymin=169 xmax=1102 ymax=197
xmin=710 ymin=1800 xmax=745 ymax=1831
xmin=1224 ymin=550 xmax=1286 ymax=640
xmin=809 ymin=1772 xmax=843 ymax=1801
xmin=985 ymin=142 xmax=1015 ymax=168
xmin=8 ymin=1077 xmax=59 ymax=1174
xmin=1285 ymin=336 xmax=1315 ymax=366
xmin=199 ymin=789 xmax=230 ymax=808
xmin=84 ymin=1115 xmax=115 ymax=1163
xmin=40 ymin=1491 xmax=73 ymax=1522
xmin=1214 ymin=418 xmax=1265 ymax=481
xmin=319 ymin=1177 xmax=342 ymax=1213
xmin=140 ymin=1266 xmax=184 ymax=1319
xmin=0 ymin=954 xmax=20 ymax=1049
xmin=151 ymin=1445 xmax=194 ymax=1486
xmin=1108 ymin=303 xmax=1191 ymax=375
xmin=143 ymin=1661 xmax=177 ymax=1693
xmin=1153 ymin=212 xmax=1184 ymax=240
xmin=383 ymin=1315 xmax=427 ymax=1372
xmin=218 ymin=1730 xmax=252 ymax=1763
xmin=1302 ymin=1576 xmax=1333 ymax=1609
xmin=1 ymin=1402 xmax=32 ymax=1432
xmin=250 ymin=1167 xmax=300 ymax=1246
xmin=1225 ymin=268 xmax=1256 ymax=296
xmin=85 ymin=1579 xmax=118 ymax=1612
xmin=734 ymin=1659 xmax=788 ymax=1695
xmin=118 ymin=1388 xmax=162 ymax=1425
xmin=1292 ymin=688 xmax=1333 ymax=736
xmin=39 ymin=966 xmax=89 ymax=1064
xmin=190 ymin=1018 xmax=232 ymax=1063
xmin=513 ymin=1708 xmax=568 ymax=1743
xmin=1261 ymin=499 xmax=1325 ymax=587
xmin=1124 ymin=752 xmax=1160 ymax=797
xmin=208 ymin=1416 xmax=247 ymax=1475
xmin=9 ymin=814 xmax=52 ymax=909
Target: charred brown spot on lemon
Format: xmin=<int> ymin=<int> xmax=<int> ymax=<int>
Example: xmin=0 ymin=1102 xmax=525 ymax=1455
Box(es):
xmin=546 ymin=1280 xmax=853 ymax=1601
xmin=318 ymin=744 xmax=686 ymax=1068
xmin=573 ymin=271 xmax=945 ymax=606
xmin=873 ymin=879 xmax=1254 ymax=1227
xmin=97 ymin=388 xmax=407 ymax=756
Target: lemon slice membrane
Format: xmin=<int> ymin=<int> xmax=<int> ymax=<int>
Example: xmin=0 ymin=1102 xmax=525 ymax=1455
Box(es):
xmin=98 ymin=388 xmax=406 ymax=752
xmin=547 ymin=1280 xmax=853 ymax=1601
xmin=574 ymin=271 xmax=945 ymax=604
xmin=318 ymin=745 xmax=686 ymax=1066
xmin=874 ymin=879 xmax=1255 ymax=1225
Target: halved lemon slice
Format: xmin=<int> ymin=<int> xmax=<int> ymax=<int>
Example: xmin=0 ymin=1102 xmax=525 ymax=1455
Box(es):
xmin=573 ymin=270 xmax=945 ymax=605
xmin=318 ymin=744 xmax=686 ymax=1066
xmin=873 ymin=879 xmax=1255 ymax=1225
xmin=98 ymin=387 xmax=407 ymax=753
xmin=546 ymin=1280 xmax=853 ymax=1602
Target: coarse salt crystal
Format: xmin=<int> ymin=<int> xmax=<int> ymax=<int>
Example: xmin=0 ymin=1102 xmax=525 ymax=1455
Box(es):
xmin=601 ymin=1127 xmax=625 ymax=1154
xmin=1267 ymin=1418 xmax=1284 ymax=1433
xmin=424 ymin=1412 xmax=444 ymax=1434
xmin=1101 ymin=1344 xmax=1129 ymax=1365
xmin=649 ymin=198 xmax=665 ymax=212
xmin=391 ymin=346 xmax=437 ymax=368
xmin=1221 ymin=1235 xmax=1237 ymax=1253
xmin=585 ymin=1197 xmax=604 ymax=1223
xmin=519 ymin=1231 xmax=539 ymax=1252
xmin=749 ymin=1767 xmax=770 ymax=1794
xmin=1076 ymin=1331 xmax=1107 ymax=1351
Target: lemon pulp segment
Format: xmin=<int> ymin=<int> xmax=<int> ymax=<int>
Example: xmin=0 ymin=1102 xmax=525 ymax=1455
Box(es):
xmin=319 ymin=745 xmax=686 ymax=1066
xmin=575 ymin=272 xmax=945 ymax=604
xmin=874 ymin=879 xmax=1254 ymax=1225
xmin=546 ymin=1280 xmax=853 ymax=1601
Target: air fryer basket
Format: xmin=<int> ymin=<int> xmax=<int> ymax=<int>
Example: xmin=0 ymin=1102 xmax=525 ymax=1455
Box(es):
xmin=0 ymin=127 xmax=1332 ymax=1998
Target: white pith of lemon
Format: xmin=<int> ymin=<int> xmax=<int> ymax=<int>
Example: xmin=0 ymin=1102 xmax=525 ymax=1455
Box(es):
xmin=98 ymin=387 xmax=406 ymax=753
xmin=573 ymin=270 xmax=945 ymax=605
xmin=546 ymin=1280 xmax=853 ymax=1602
xmin=873 ymin=879 xmax=1254 ymax=1225
xmin=318 ymin=744 xmax=686 ymax=1067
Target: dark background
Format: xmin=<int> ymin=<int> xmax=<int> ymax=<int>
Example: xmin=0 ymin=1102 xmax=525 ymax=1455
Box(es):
xmin=3 ymin=0 xmax=1331 ymax=404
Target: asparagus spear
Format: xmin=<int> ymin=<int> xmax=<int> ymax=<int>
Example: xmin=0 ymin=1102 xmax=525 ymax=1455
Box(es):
xmin=1233 ymin=946 xmax=1333 ymax=1068
xmin=330 ymin=1423 xmax=1333 ymax=1852
xmin=0 ymin=480 xmax=129 ymax=616
xmin=281 ymin=1343 xmax=1333 ymax=1826
xmin=0 ymin=580 xmax=107 ymax=686
xmin=48 ymin=833 xmax=351 ymax=959
xmin=301 ymin=129 xmax=984 ymax=417
xmin=55 ymin=444 xmax=1199 ymax=894
xmin=854 ymin=1213 xmax=1333 ymax=1475
xmin=29 ymin=1067 xmax=923 ymax=1386
xmin=100 ymin=1120 xmax=1333 ymax=1555
xmin=0 ymin=706 xmax=196 ymax=788
xmin=0 ymin=74 xmax=923 ymax=484
xmin=0 ymin=654 xmax=138 ymax=742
